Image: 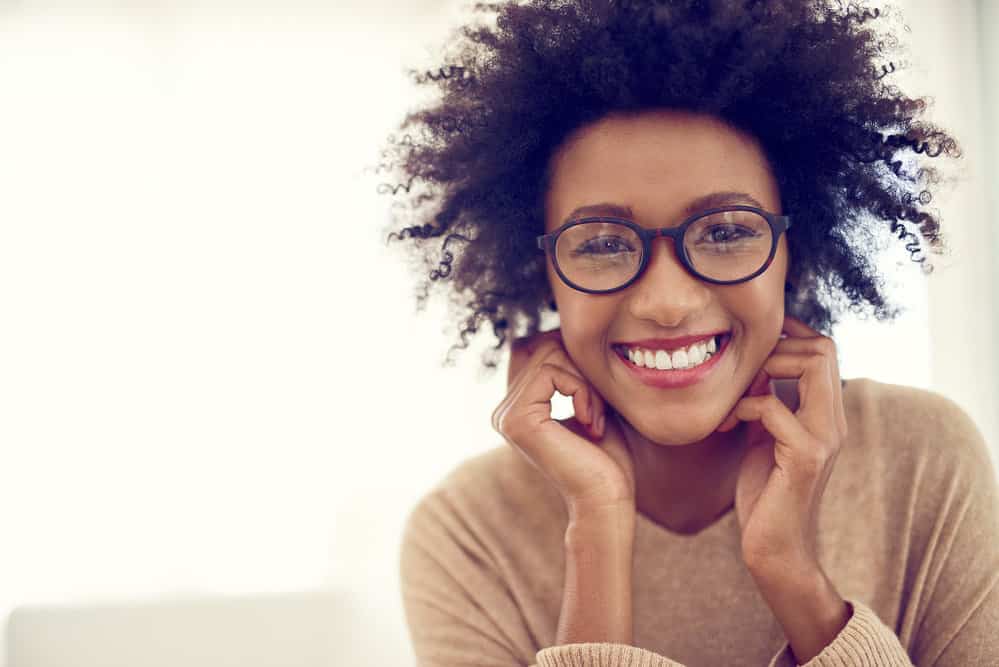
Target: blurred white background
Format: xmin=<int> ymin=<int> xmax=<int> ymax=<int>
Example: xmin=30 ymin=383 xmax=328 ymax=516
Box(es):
xmin=0 ymin=0 xmax=994 ymax=665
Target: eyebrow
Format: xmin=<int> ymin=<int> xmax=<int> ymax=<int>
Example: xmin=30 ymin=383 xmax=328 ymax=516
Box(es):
xmin=562 ymin=191 xmax=766 ymax=225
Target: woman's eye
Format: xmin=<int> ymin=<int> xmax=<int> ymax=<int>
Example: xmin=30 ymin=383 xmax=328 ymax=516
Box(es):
xmin=575 ymin=237 xmax=634 ymax=254
xmin=703 ymin=225 xmax=754 ymax=243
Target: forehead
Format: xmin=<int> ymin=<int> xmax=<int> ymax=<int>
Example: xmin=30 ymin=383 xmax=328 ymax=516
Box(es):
xmin=544 ymin=110 xmax=780 ymax=230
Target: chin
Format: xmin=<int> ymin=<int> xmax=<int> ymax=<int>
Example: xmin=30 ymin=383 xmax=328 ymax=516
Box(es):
xmin=624 ymin=411 xmax=722 ymax=446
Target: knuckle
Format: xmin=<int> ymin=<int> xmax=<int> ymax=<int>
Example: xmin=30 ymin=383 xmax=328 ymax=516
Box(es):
xmin=502 ymin=419 xmax=526 ymax=445
xmin=496 ymin=412 xmax=512 ymax=439
xmin=538 ymin=346 xmax=565 ymax=365
xmin=800 ymin=447 xmax=827 ymax=474
xmin=538 ymin=361 xmax=564 ymax=377
xmin=494 ymin=403 xmax=515 ymax=435
xmin=817 ymin=335 xmax=837 ymax=355
xmin=808 ymin=354 xmax=827 ymax=372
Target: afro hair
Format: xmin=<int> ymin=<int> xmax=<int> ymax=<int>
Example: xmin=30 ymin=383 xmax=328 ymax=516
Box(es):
xmin=371 ymin=0 xmax=962 ymax=373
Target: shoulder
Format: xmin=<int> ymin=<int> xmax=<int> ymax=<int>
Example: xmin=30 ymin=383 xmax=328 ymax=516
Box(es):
xmin=408 ymin=443 xmax=561 ymax=514
xmin=401 ymin=443 xmax=565 ymax=555
xmin=838 ymin=378 xmax=996 ymax=514
xmin=775 ymin=376 xmax=986 ymax=461
xmin=848 ymin=377 xmax=990 ymax=466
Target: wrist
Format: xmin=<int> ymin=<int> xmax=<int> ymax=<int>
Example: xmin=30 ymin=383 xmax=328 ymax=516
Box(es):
xmin=567 ymin=497 xmax=635 ymax=524
xmin=559 ymin=513 xmax=635 ymax=646
xmin=749 ymin=561 xmax=851 ymax=665
xmin=565 ymin=505 xmax=636 ymax=553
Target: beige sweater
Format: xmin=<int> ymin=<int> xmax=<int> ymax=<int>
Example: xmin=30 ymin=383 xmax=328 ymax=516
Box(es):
xmin=399 ymin=378 xmax=999 ymax=666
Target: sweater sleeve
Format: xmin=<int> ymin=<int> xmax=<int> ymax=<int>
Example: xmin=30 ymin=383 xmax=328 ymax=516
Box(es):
xmin=399 ymin=490 xmax=688 ymax=667
xmin=766 ymin=393 xmax=999 ymax=667
xmin=764 ymin=598 xmax=913 ymax=667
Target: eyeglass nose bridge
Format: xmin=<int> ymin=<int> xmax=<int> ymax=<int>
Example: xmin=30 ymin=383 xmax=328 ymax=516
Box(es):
xmin=642 ymin=225 xmax=686 ymax=244
xmin=631 ymin=224 xmax=698 ymax=281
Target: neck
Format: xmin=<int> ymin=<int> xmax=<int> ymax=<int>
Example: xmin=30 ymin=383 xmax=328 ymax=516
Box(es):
xmin=616 ymin=411 xmax=749 ymax=534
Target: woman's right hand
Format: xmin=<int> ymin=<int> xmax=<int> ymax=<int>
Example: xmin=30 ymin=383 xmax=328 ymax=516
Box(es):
xmin=491 ymin=328 xmax=636 ymax=515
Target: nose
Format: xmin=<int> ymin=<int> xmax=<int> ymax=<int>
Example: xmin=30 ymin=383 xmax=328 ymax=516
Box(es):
xmin=626 ymin=233 xmax=711 ymax=324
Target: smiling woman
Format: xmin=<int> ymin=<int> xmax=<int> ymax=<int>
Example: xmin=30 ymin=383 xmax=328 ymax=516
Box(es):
xmin=376 ymin=1 xmax=999 ymax=666
xmin=536 ymin=111 xmax=795 ymax=537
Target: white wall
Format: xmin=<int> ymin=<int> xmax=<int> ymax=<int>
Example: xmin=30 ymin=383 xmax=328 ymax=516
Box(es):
xmin=831 ymin=0 xmax=996 ymax=470
xmin=903 ymin=0 xmax=996 ymax=468
xmin=0 ymin=3 xmax=477 ymax=664
xmin=978 ymin=0 xmax=999 ymax=465
xmin=0 ymin=1 xmax=992 ymax=665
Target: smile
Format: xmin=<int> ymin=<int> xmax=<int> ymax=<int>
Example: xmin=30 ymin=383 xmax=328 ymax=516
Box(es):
xmin=612 ymin=333 xmax=732 ymax=389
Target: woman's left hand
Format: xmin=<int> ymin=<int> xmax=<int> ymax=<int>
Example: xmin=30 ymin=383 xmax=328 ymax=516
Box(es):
xmin=725 ymin=314 xmax=849 ymax=577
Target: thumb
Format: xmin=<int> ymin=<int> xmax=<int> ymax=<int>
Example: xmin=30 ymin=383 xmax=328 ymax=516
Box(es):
xmin=741 ymin=372 xmax=776 ymax=445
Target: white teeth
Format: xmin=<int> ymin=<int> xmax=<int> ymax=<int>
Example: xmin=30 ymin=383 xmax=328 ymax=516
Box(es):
xmin=689 ymin=345 xmax=704 ymax=364
xmin=624 ymin=335 xmax=724 ymax=371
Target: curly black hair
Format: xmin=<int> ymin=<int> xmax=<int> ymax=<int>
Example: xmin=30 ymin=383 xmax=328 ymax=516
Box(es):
xmin=371 ymin=0 xmax=962 ymax=374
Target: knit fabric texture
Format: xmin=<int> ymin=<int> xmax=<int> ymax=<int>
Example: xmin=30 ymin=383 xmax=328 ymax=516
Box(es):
xmin=400 ymin=378 xmax=999 ymax=666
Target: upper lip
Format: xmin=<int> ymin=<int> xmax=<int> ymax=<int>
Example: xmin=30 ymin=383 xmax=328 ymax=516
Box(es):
xmin=614 ymin=331 xmax=729 ymax=350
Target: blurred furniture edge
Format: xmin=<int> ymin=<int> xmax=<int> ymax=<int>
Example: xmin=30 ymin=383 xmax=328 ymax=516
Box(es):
xmin=4 ymin=587 xmax=410 ymax=667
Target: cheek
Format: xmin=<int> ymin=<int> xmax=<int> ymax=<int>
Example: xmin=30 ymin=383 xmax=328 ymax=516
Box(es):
xmin=558 ymin=300 xmax=602 ymax=337
xmin=555 ymin=298 xmax=617 ymax=350
xmin=721 ymin=284 xmax=784 ymax=355
xmin=545 ymin=264 xmax=561 ymax=300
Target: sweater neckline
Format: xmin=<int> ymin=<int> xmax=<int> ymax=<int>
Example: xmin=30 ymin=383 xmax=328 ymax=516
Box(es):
xmin=632 ymin=377 xmax=857 ymax=544
xmin=635 ymin=499 xmax=737 ymax=541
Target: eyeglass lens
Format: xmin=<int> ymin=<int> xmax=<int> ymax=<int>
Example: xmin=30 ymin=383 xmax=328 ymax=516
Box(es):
xmin=554 ymin=210 xmax=774 ymax=291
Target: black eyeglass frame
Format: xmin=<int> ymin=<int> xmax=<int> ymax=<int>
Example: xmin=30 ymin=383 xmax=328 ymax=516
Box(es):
xmin=535 ymin=205 xmax=792 ymax=294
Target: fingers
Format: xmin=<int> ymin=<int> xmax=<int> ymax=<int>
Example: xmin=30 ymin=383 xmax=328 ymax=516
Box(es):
xmin=560 ymin=364 xmax=594 ymax=426
xmin=508 ymin=328 xmax=563 ymax=387
xmin=771 ymin=335 xmax=846 ymax=439
xmin=758 ymin=350 xmax=837 ymax=442
xmin=495 ymin=360 xmax=592 ymax=444
xmin=779 ymin=317 xmax=847 ymax=437
xmin=498 ymin=329 xmax=605 ymax=441
xmin=495 ymin=342 xmax=577 ymax=433
xmin=503 ymin=340 xmax=568 ymax=425
xmin=508 ymin=338 xmax=561 ymax=393
xmin=732 ymin=393 xmax=822 ymax=476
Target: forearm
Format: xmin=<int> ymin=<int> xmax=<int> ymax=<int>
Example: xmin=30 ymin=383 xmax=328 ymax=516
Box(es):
xmin=749 ymin=560 xmax=852 ymax=665
xmin=555 ymin=503 xmax=636 ymax=646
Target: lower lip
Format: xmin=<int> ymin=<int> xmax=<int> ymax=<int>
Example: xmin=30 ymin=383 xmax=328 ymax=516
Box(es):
xmin=614 ymin=335 xmax=731 ymax=389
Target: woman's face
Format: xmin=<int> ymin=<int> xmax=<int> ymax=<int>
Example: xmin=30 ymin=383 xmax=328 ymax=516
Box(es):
xmin=543 ymin=109 xmax=789 ymax=444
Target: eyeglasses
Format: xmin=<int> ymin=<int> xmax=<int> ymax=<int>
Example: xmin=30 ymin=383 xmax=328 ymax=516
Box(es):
xmin=536 ymin=205 xmax=792 ymax=294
